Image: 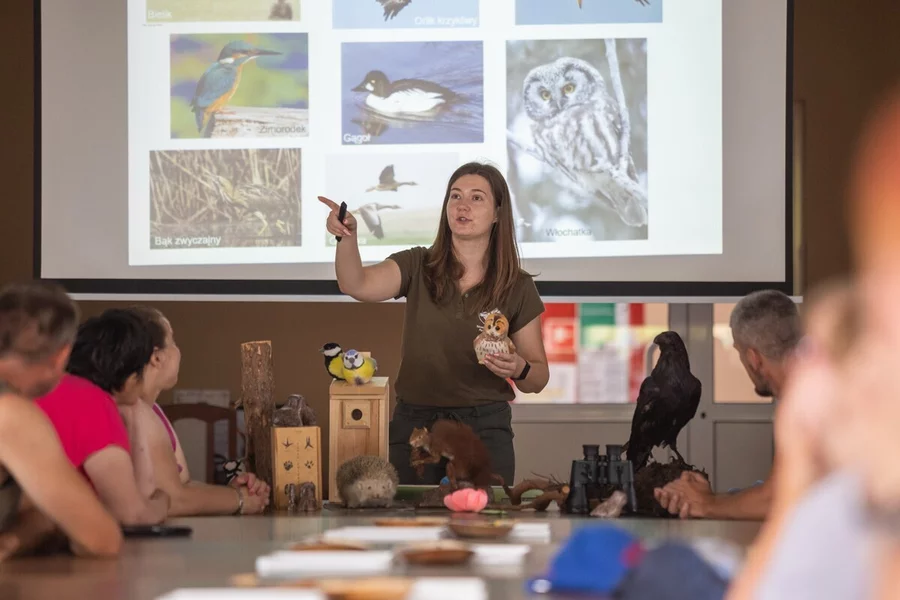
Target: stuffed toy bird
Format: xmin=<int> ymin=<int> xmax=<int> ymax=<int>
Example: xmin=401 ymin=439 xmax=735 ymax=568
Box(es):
xmin=319 ymin=342 xmax=345 ymax=381
xmin=473 ymin=309 xmax=517 ymax=364
xmin=341 ymin=349 xmax=378 ymax=385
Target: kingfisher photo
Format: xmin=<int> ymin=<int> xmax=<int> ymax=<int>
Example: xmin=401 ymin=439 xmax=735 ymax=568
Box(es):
xmin=323 ymin=152 xmax=459 ymax=247
xmin=170 ymin=33 xmax=309 ymax=139
xmin=148 ymin=149 xmax=302 ymax=249
xmin=341 ymin=41 xmax=484 ymax=145
xmin=332 ymin=0 xmax=479 ymax=29
xmin=147 ymin=0 xmax=299 ymax=22
xmin=505 ymin=38 xmax=649 ymax=244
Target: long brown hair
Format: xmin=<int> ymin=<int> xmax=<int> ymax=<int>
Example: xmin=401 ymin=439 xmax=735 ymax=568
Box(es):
xmin=423 ymin=162 xmax=525 ymax=314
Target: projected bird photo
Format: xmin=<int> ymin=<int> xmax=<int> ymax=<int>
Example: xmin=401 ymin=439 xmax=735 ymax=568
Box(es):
xmin=332 ymin=0 xmax=479 ymax=29
xmin=516 ymin=0 xmax=661 ymax=25
xmin=149 ymin=149 xmax=301 ymax=249
xmin=170 ymin=33 xmax=309 ymax=139
xmin=324 ymin=152 xmax=458 ymax=247
xmin=506 ymin=38 xmax=648 ymax=243
xmin=146 ymin=0 xmax=300 ymax=22
xmin=341 ymin=41 xmax=484 ymax=145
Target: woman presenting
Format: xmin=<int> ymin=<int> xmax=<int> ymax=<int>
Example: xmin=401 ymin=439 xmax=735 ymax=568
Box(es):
xmin=318 ymin=162 xmax=549 ymax=485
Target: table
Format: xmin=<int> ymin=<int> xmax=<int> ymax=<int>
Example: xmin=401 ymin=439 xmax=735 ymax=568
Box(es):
xmin=0 ymin=511 xmax=761 ymax=599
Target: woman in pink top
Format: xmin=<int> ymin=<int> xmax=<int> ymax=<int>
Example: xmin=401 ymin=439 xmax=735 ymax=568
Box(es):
xmin=125 ymin=306 xmax=270 ymax=516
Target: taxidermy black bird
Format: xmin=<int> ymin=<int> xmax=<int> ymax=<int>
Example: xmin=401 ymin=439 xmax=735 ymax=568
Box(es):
xmin=624 ymin=331 xmax=701 ymax=471
xmin=319 ymin=342 xmax=345 ymax=381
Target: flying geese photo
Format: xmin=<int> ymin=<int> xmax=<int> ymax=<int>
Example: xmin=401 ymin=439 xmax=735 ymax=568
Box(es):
xmin=341 ymin=41 xmax=484 ymax=145
xmin=516 ymin=0 xmax=662 ymax=25
xmin=169 ymin=33 xmax=309 ymax=139
xmin=146 ymin=0 xmax=300 ymax=22
xmin=324 ymin=152 xmax=458 ymax=247
xmin=333 ymin=0 xmax=479 ymax=29
xmin=506 ymin=38 xmax=649 ymax=243
xmin=148 ymin=149 xmax=302 ymax=250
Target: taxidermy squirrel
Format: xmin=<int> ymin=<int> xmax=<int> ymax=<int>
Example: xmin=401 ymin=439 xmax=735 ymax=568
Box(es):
xmin=409 ymin=420 xmax=511 ymax=494
xmin=473 ymin=309 xmax=517 ymax=364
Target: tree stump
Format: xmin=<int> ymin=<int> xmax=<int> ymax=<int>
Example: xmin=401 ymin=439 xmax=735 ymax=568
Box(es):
xmin=240 ymin=340 xmax=276 ymax=501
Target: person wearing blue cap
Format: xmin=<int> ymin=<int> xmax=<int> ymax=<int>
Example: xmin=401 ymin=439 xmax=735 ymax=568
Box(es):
xmin=526 ymin=525 xmax=735 ymax=599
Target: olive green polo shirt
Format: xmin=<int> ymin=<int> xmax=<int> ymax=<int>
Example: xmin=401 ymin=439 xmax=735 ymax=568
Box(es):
xmin=387 ymin=246 xmax=545 ymax=407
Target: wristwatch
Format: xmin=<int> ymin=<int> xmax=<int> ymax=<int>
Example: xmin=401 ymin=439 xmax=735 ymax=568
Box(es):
xmin=512 ymin=360 xmax=531 ymax=381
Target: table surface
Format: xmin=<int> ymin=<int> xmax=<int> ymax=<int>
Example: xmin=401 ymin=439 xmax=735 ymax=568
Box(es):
xmin=0 ymin=509 xmax=761 ymax=599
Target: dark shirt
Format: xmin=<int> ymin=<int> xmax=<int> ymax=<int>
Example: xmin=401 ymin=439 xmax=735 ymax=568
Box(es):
xmin=387 ymin=246 xmax=545 ymax=407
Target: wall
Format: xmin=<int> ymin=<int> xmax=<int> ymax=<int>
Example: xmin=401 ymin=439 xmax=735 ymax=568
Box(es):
xmin=2 ymin=1 xmax=899 ymax=491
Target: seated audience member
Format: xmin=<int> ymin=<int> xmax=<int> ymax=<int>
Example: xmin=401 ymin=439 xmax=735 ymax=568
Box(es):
xmin=126 ymin=305 xmax=269 ymax=516
xmin=726 ymin=281 xmax=875 ymax=600
xmin=655 ymin=289 xmax=801 ymax=520
xmin=0 ymin=282 xmax=121 ymax=558
xmin=38 ymin=309 xmax=170 ymax=525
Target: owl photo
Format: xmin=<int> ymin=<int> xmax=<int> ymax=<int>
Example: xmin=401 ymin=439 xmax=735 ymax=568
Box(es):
xmin=506 ymin=39 xmax=648 ymax=243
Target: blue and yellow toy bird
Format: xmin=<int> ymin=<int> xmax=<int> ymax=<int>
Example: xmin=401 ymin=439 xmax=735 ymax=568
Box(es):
xmin=190 ymin=40 xmax=281 ymax=133
xmin=319 ymin=342 xmax=345 ymax=381
xmin=340 ymin=349 xmax=377 ymax=385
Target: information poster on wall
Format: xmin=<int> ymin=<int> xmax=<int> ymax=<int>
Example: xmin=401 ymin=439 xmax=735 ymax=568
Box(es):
xmin=514 ymin=303 xmax=577 ymax=404
xmin=578 ymin=303 xmax=631 ymax=404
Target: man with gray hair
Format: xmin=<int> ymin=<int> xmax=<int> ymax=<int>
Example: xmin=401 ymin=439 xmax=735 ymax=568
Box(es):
xmin=653 ymin=289 xmax=801 ymax=520
xmin=729 ymin=289 xmax=803 ymax=400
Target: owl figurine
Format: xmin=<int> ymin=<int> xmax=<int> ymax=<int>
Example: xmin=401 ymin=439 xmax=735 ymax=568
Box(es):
xmin=474 ymin=310 xmax=517 ymax=364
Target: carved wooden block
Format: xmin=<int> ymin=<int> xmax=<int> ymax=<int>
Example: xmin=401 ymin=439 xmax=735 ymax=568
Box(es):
xmin=271 ymin=426 xmax=322 ymax=511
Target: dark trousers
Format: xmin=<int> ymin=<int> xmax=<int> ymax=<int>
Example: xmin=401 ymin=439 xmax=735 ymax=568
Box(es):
xmin=388 ymin=401 xmax=515 ymax=485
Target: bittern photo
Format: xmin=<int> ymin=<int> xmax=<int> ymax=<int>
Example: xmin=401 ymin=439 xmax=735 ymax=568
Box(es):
xmin=170 ymin=33 xmax=309 ymax=139
xmin=323 ymin=151 xmax=459 ymax=247
xmin=149 ymin=149 xmax=302 ymax=249
xmin=146 ymin=0 xmax=299 ymax=23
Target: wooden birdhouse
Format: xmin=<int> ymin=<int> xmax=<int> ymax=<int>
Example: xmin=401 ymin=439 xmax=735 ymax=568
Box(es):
xmin=328 ymin=354 xmax=389 ymax=502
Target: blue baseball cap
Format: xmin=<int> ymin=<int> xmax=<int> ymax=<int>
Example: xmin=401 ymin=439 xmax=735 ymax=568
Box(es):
xmin=526 ymin=525 xmax=645 ymax=595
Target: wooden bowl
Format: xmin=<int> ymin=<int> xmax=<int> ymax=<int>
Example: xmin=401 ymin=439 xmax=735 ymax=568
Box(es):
xmin=447 ymin=519 xmax=515 ymax=540
xmin=287 ymin=539 xmax=370 ymax=552
xmin=230 ymin=573 xmax=413 ymax=599
xmin=373 ymin=516 xmax=448 ymax=527
xmin=398 ymin=541 xmax=474 ymax=566
xmin=316 ymin=576 xmax=414 ymax=600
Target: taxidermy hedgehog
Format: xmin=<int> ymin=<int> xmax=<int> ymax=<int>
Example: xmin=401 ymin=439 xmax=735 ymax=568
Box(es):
xmin=336 ymin=455 xmax=399 ymax=508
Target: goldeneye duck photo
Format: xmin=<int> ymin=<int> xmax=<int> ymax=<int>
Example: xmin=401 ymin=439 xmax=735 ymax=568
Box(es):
xmin=332 ymin=0 xmax=479 ymax=30
xmin=351 ymin=70 xmax=462 ymax=116
xmin=341 ymin=41 xmax=484 ymax=145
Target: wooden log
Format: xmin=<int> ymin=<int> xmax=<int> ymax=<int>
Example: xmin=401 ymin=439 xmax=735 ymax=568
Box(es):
xmin=240 ymin=340 xmax=276 ymax=501
xmin=207 ymin=107 xmax=310 ymax=139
